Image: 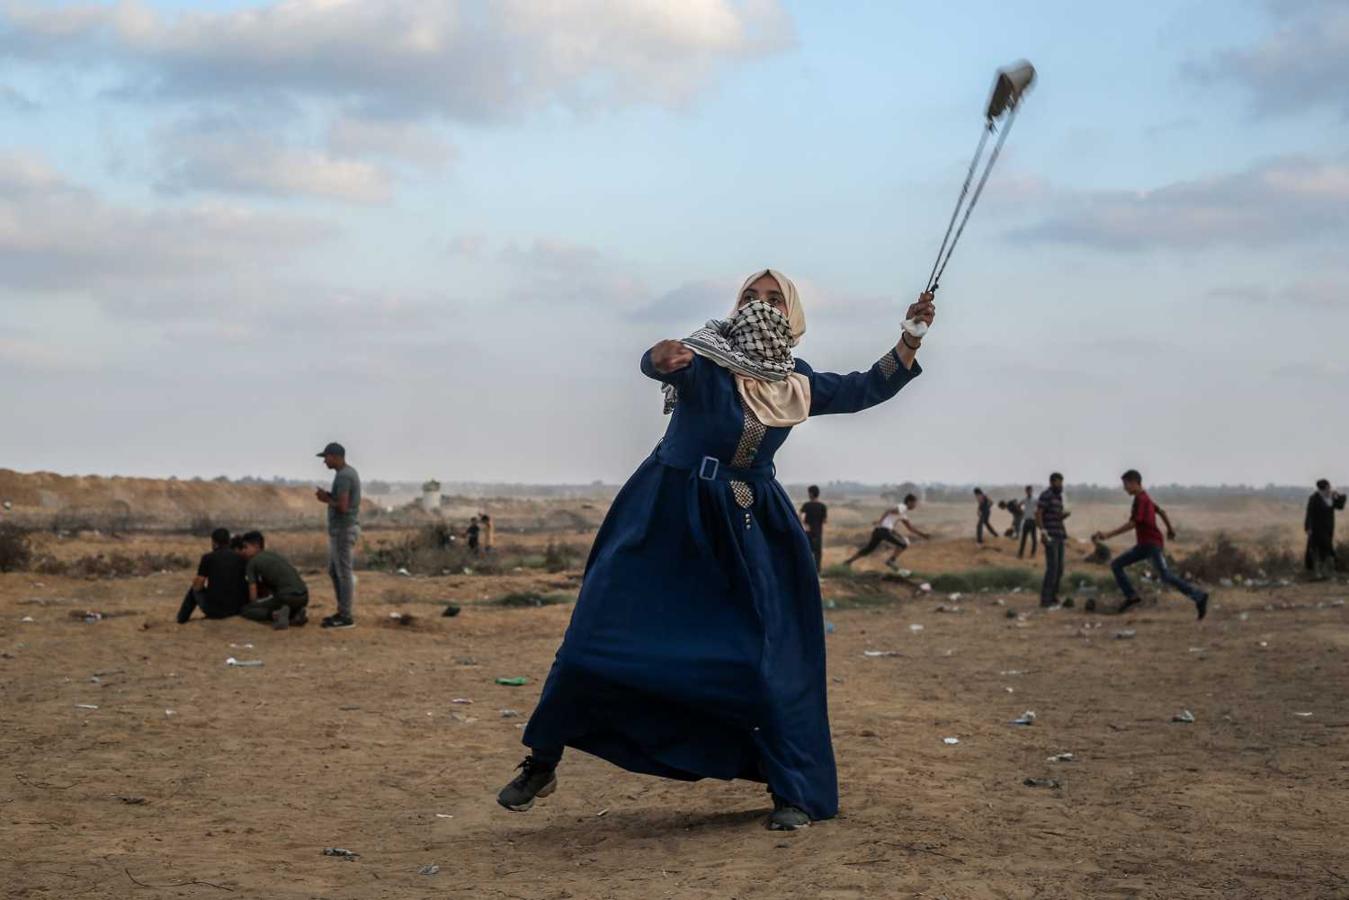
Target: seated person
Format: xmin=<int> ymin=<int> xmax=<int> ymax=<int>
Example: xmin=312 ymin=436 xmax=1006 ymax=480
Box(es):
xmin=236 ymin=531 xmax=310 ymax=630
xmin=177 ymin=527 xmax=248 ymax=623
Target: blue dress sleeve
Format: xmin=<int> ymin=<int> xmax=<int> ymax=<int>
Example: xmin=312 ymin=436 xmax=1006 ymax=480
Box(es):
xmin=801 ymin=348 xmax=922 ymax=417
xmin=641 ymin=347 xmax=699 ymax=390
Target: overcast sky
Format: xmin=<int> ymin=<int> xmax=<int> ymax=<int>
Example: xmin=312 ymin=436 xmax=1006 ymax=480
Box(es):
xmin=0 ymin=0 xmax=1345 ymax=487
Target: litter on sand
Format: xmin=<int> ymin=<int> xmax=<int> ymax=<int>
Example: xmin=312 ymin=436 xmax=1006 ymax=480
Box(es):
xmin=500 ymin=709 xmax=521 ymax=718
xmin=863 ymin=650 xmax=901 ymax=658
xmin=442 ymin=604 xmax=462 ymax=617
xmin=1046 ymin=752 xmax=1075 ymax=763
xmin=323 ymin=848 xmax=360 ymax=861
xmin=1293 ymin=711 xmax=1314 ymax=717
xmin=942 ymin=737 xmax=960 ymax=745
xmin=435 ymin=813 xmax=454 ymax=819
xmin=229 ymin=643 xmax=254 ymax=649
xmin=1114 ymin=629 xmax=1137 ymax=640
xmin=1023 ymin=777 xmax=1061 ymax=789
xmin=495 ymin=677 xmax=528 ymax=686
xmin=1011 ymin=711 xmax=1037 ymax=726
xmin=451 ymin=698 xmax=473 ymax=704
xmin=74 ymin=704 xmax=99 ymax=710
xmin=909 ymin=624 xmax=925 ymax=633
xmin=418 ymin=865 xmax=440 ymax=876
xmin=225 ymin=657 xmax=264 ymax=667
xmin=1173 ymin=709 xmax=1196 ymax=723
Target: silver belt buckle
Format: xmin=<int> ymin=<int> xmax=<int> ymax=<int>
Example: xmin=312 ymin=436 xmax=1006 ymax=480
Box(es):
xmin=698 ymin=456 xmax=720 ymax=480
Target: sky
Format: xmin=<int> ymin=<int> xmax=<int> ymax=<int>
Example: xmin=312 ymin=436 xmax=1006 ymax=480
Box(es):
xmin=0 ymin=0 xmax=1346 ymax=487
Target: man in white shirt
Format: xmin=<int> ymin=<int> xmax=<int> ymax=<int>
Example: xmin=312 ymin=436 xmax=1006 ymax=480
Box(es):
xmin=843 ymin=494 xmax=932 ymax=569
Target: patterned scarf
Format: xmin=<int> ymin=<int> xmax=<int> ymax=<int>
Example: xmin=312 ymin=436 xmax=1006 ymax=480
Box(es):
xmin=663 ymin=300 xmax=795 ymax=414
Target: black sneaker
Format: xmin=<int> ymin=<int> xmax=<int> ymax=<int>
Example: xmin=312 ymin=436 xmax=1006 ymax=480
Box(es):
xmin=766 ymin=795 xmax=810 ymax=831
xmin=321 ymin=614 xmax=355 ymax=630
xmin=290 ymin=607 xmax=308 ymax=627
xmin=497 ymin=757 xmax=558 ymax=812
xmin=1117 ymin=595 xmax=1142 ymax=615
xmin=1194 ymin=592 xmax=1209 ymax=621
xmin=271 ymin=606 xmax=290 ymax=630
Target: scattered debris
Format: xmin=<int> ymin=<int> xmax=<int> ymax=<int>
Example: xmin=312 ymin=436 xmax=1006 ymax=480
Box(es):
xmin=1046 ymin=752 xmax=1075 ymax=763
xmin=909 ymin=624 xmax=925 ymax=633
xmin=455 ymin=657 xmax=479 ymax=666
xmin=1293 ymin=711 xmax=1314 ymax=718
xmin=74 ymin=704 xmax=99 ymax=710
xmin=435 ymin=813 xmax=453 ymax=819
xmin=442 ymin=604 xmax=461 ymax=617
xmin=1005 ymin=609 xmax=1018 ymax=619
xmin=1011 ymin=711 xmax=1037 ymax=726
xmin=118 ymin=796 xmax=147 ymax=805
xmin=999 ymin=669 xmax=1024 ymax=676
xmin=387 ymin=612 xmax=416 ymax=626
xmin=323 ymin=848 xmax=360 ymax=861
xmin=418 ymin=865 xmax=440 ymax=876
xmin=1004 ymin=686 xmax=1015 ymax=693
xmin=1172 ymin=709 xmax=1196 ymax=723
xmin=396 ymin=567 xmax=412 ymax=577
xmin=500 ymin=709 xmax=522 ymax=718
xmin=862 ymin=650 xmax=901 ymax=658
xmin=77 ymin=611 xmax=103 ymax=623
xmin=451 ymin=698 xmax=473 ymax=705
xmin=596 ymin=808 xmax=610 ymax=818
xmin=495 ymin=677 xmax=528 ymax=686
xmin=942 ymin=737 xmax=960 ymax=745
xmin=1023 ymin=777 xmax=1061 ymax=789
xmin=934 ymin=604 xmax=963 ymax=613
xmin=164 ymin=709 xmax=175 ymax=717
xmin=229 ymin=643 xmax=254 ymax=650
xmin=225 ymin=657 xmax=263 ymax=668
xmin=918 ymin=583 xmax=932 ymax=593
xmin=20 ymin=616 xmax=34 ymax=623
xmin=1114 ymin=629 xmax=1137 ymax=640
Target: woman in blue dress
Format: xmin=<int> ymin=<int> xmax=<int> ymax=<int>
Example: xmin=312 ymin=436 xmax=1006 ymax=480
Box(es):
xmin=499 ymin=270 xmax=935 ymax=830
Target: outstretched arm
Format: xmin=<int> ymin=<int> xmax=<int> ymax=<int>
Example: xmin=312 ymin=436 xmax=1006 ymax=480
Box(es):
xmin=806 ymin=293 xmax=935 ymax=417
xmin=641 ymin=341 xmax=695 ymax=384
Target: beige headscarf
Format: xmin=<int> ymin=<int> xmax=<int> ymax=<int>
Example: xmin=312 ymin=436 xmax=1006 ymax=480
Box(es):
xmin=730 ymin=269 xmax=811 ymax=427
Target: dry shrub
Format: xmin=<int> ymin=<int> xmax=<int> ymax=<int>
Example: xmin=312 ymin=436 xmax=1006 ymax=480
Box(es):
xmin=1178 ymin=533 xmax=1299 ymax=581
xmin=35 ymin=551 xmax=193 ymax=579
xmin=0 ymin=524 xmax=32 ymax=572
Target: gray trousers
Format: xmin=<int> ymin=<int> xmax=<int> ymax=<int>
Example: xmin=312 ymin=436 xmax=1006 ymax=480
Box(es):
xmin=1041 ymin=537 xmax=1065 ymax=605
xmin=328 ymin=526 xmax=359 ymax=617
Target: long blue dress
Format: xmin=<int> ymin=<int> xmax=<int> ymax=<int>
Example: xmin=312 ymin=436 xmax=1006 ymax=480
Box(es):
xmin=521 ymin=346 xmax=922 ymax=820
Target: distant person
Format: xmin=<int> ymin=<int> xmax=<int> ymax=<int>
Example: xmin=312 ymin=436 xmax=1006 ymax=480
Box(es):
xmin=1093 ymin=470 xmax=1209 ymax=619
xmin=480 ymin=513 xmax=495 ymax=554
xmin=999 ymin=498 xmax=1024 ymax=538
xmin=465 ymin=517 xmax=481 ymax=553
xmin=315 ymin=442 xmax=360 ymax=630
xmin=974 ymin=488 xmax=997 ymax=544
xmin=1305 ymin=479 xmax=1345 ymax=580
xmin=799 ymin=485 xmax=828 ymax=572
xmin=843 ymin=495 xmax=929 ymax=569
xmin=237 ymin=532 xmax=309 ymax=629
xmin=176 ymin=527 xmax=248 ymax=623
xmin=1035 ymin=473 xmax=1071 ymax=608
xmin=1018 ymin=484 xmax=1038 ymax=559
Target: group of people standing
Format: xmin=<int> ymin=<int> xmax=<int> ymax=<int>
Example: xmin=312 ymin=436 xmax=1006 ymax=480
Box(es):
xmin=177 ymin=442 xmax=362 ymax=630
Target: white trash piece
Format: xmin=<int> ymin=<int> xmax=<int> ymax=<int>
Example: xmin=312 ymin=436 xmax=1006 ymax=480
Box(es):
xmin=225 ymin=657 xmax=264 ymax=667
xmin=942 ymin=737 xmax=960 ymax=745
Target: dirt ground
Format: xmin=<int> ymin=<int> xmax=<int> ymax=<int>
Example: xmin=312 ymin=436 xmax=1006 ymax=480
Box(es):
xmin=3 ymin=515 xmax=1347 ymax=899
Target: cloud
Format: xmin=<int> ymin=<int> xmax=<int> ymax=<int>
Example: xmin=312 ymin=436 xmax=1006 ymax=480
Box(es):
xmin=1008 ymin=155 xmax=1349 ymax=251
xmin=328 ymin=115 xmax=454 ymax=171
xmin=1 ymin=0 xmax=794 ymax=120
xmin=156 ymin=119 xmax=393 ymax=203
xmin=1188 ymin=0 xmax=1349 ymax=118
xmin=1207 ymin=278 xmax=1349 ymax=309
xmin=497 ymin=238 xmax=650 ymax=308
xmin=0 ymin=84 xmax=37 ymax=111
xmin=0 ymin=152 xmax=331 ymax=292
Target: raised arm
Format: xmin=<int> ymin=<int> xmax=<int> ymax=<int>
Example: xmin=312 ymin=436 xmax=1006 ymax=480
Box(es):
xmin=805 ymin=293 xmax=934 ymax=417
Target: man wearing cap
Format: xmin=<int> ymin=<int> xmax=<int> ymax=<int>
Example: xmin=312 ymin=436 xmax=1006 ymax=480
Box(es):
xmin=316 ymin=442 xmax=361 ymax=629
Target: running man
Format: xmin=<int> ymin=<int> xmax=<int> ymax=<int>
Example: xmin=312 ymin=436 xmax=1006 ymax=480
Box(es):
xmin=974 ymin=488 xmax=997 ymax=543
xmin=843 ymin=494 xmax=930 ymax=568
xmin=1093 ymin=470 xmax=1209 ymax=620
xmin=799 ymin=485 xmax=828 ymax=573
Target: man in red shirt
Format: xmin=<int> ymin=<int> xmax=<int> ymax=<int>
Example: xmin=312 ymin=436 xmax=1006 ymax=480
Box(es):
xmin=1093 ymin=470 xmax=1209 ymax=620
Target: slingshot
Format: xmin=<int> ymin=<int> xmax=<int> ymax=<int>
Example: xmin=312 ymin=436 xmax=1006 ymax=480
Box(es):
xmin=905 ymin=61 xmax=1036 ymax=338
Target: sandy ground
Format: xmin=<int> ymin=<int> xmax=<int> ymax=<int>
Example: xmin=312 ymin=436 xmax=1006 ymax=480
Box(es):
xmin=3 ymin=525 xmax=1347 ymax=899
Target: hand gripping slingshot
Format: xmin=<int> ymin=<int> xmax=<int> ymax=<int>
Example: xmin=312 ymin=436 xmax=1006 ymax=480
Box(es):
xmin=904 ymin=60 xmax=1036 ymax=340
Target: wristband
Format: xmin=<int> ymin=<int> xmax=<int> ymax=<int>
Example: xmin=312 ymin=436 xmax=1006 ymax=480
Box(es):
xmin=901 ymin=333 xmax=922 ymax=350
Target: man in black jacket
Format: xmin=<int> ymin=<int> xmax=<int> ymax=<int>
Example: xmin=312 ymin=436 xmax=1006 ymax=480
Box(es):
xmin=1305 ymin=479 xmax=1345 ymax=580
xmin=177 ymin=528 xmax=249 ymax=622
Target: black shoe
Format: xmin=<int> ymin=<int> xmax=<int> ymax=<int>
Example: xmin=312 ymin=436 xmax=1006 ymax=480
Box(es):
xmin=1061 ymin=597 xmax=1075 ymax=609
xmin=497 ymin=757 xmax=558 ymax=812
xmin=321 ymin=614 xmax=355 ymax=630
xmin=1194 ymin=592 xmax=1209 ymax=621
xmin=272 ymin=606 xmax=290 ymax=630
xmin=766 ymin=795 xmax=810 ymax=831
xmin=1117 ymin=595 xmax=1142 ymax=615
xmin=290 ymin=607 xmax=308 ymax=627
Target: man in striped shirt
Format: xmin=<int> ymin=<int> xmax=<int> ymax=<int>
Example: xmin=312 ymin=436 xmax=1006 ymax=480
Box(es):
xmin=1034 ymin=472 xmax=1071 ymax=609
